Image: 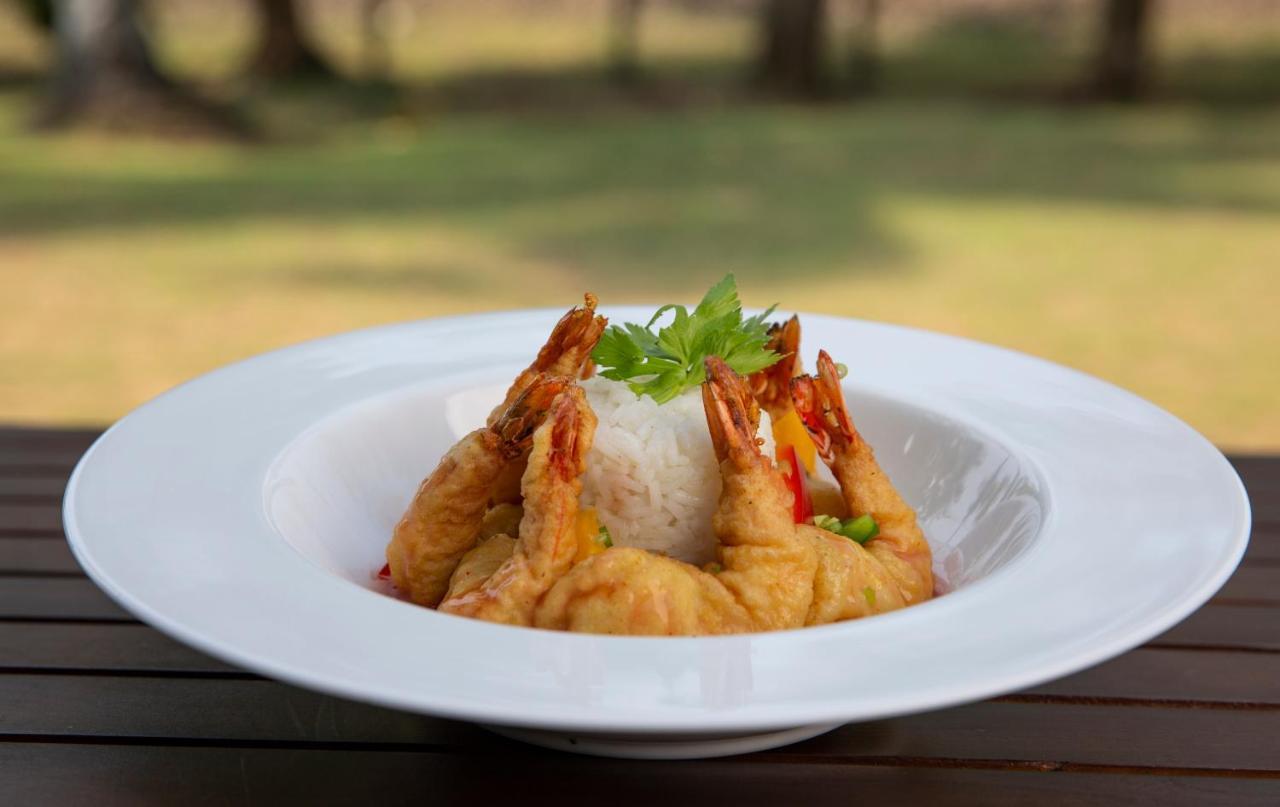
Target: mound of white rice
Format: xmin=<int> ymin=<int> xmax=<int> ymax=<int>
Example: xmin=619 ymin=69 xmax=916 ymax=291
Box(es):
xmin=579 ymin=376 xmax=774 ymax=566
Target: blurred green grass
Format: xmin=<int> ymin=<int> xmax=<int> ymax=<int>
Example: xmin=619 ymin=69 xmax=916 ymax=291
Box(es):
xmin=0 ymin=1 xmax=1277 ymax=449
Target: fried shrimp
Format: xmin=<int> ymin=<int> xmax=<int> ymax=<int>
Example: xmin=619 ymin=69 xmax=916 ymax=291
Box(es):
xmin=792 ymin=351 xmax=934 ymax=622
xmin=440 ymin=386 xmax=597 ymax=626
xmin=385 ymin=374 xmax=568 ymax=607
xmin=533 ymin=357 xmax=818 ymax=635
xmin=487 ymin=293 xmax=606 ymax=427
xmin=749 ymin=314 xmax=803 ymax=424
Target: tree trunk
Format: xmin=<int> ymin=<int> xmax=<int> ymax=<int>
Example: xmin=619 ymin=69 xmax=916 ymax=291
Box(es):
xmin=247 ymin=0 xmax=336 ymax=81
xmin=845 ymin=0 xmax=880 ymax=95
xmin=756 ymin=0 xmax=828 ymax=98
xmin=15 ymin=0 xmax=55 ymax=33
xmin=607 ymin=0 xmax=644 ymax=84
xmin=1092 ymin=0 xmax=1151 ymax=100
xmin=360 ymin=0 xmax=391 ymax=80
xmin=38 ymin=0 xmax=245 ymax=137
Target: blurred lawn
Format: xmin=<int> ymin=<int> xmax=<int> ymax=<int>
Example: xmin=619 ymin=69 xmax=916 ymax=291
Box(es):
xmin=0 ymin=1 xmax=1277 ymax=450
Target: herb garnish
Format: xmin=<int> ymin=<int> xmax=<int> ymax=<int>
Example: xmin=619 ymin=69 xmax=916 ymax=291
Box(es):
xmin=590 ymin=274 xmax=782 ymax=403
xmin=596 ymin=524 xmax=614 ymax=549
xmin=814 ymin=514 xmax=880 ymax=544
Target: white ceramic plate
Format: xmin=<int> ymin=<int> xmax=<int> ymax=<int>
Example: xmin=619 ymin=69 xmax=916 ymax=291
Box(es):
xmin=64 ymin=309 xmax=1250 ymax=759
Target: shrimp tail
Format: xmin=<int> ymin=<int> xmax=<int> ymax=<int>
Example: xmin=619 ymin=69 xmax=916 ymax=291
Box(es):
xmin=789 ymin=350 xmax=857 ymax=462
xmin=702 ymin=356 xmax=764 ymax=469
xmin=489 ymin=294 xmax=607 ymax=426
xmin=491 ymin=373 xmax=569 ymax=457
xmin=748 ymin=315 xmax=802 ymax=419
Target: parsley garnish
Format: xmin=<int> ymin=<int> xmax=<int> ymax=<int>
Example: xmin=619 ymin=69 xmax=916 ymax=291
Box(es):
xmin=590 ymin=274 xmax=782 ymax=403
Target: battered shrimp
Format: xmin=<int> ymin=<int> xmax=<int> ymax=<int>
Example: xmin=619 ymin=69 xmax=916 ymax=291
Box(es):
xmin=748 ymin=314 xmax=803 ymax=423
xmin=385 ymin=374 xmax=568 ymax=607
xmin=484 ymin=294 xmax=606 ymax=504
xmin=792 ymin=351 xmax=934 ymax=623
xmin=748 ymin=315 xmax=845 ymax=516
xmin=440 ymin=386 xmax=597 ymax=626
xmin=533 ymin=357 xmax=818 ymax=635
xmin=487 ymin=293 xmax=606 ymax=427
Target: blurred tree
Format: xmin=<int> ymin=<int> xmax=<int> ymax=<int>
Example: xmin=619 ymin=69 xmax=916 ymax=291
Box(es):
xmin=360 ymin=0 xmax=391 ymax=80
xmin=13 ymin=0 xmax=53 ymax=32
xmin=757 ymin=0 xmax=828 ymax=97
xmin=38 ymin=0 xmax=245 ymax=135
xmin=608 ymin=0 xmax=645 ymax=84
xmin=1092 ymin=0 xmax=1152 ymax=100
xmin=845 ymin=0 xmax=880 ymax=94
xmin=247 ymin=0 xmax=336 ymax=81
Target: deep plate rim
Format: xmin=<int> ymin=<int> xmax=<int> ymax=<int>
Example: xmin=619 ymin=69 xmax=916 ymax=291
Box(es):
xmin=63 ymin=308 xmax=1252 ymax=734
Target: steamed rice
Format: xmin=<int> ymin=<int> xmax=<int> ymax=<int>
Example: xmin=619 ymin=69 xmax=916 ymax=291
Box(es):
xmin=579 ymin=376 xmax=774 ymax=566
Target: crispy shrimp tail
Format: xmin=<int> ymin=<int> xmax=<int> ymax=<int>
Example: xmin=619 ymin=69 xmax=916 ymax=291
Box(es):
xmin=489 ymin=294 xmax=607 ymax=426
xmin=702 ymin=356 xmax=764 ymax=469
xmin=493 ymin=374 xmax=570 ymax=457
xmin=789 ymin=350 xmax=856 ymax=463
xmin=748 ymin=315 xmax=802 ymax=421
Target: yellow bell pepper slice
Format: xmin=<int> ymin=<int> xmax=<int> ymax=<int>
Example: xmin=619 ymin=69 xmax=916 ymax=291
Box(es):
xmin=772 ymin=408 xmax=817 ymax=474
xmin=575 ymin=507 xmax=612 ymax=562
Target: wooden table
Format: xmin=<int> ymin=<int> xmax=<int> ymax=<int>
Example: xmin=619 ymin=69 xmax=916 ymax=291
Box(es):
xmin=1 ymin=427 xmax=1276 ymax=805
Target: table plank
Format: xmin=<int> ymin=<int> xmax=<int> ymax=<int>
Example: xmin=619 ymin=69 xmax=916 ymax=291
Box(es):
xmin=3 ymin=743 xmax=1276 ymax=807
xmin=3 ymin=621 xmax=1275 ymax=706
xmin=0 ymin=504 xmax=63 ymax=533
xmin=0 ymin=539 xmax=82 ymax=575
xmin=0 ymin=427 xmax=101 ymax=450
xmin=0 ymin=578 xmax=133 ymax=622
xmin=1244 ymin=524 xmax=1280 ymax=563
xmin=2 ymin=674 xmax=1278 ymax=773
xmin=0 ymin=452 xmax=84 ymax=476
xmin=0 ymin=477 xmax=66 ymax=504
xmin=1153 ymin=605 xmax=1280 ymax=652
xmin=1218 ymin=565 xmax=1280 ymax=604
xmin=1022 ymin=646 xmax=1280 ymax=704
xmin=0 ymin=623 xmax=237 ymax=674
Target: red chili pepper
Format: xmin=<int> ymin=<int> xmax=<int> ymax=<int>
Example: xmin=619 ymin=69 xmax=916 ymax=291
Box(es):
xmin=377 ymin=563 xmax=391 ymax=580
xmin=781 ymin=444 xmax=812 ymax=524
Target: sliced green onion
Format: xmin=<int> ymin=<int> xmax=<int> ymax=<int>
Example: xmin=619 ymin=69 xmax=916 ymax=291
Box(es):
xmin=835 ymin=362 xmax=849 ymax=379
xmin=813 ymin=514 xmax=843 ymax=534
xmin=706 ymin=562 xmax=723 ymax=574
xmin=596 ymin=524 xmax=614 ymax=548
xmin=863 ymin=586 xmax=876 ymax=607
xmin=841 ymin=514 xmax=879 ymax=544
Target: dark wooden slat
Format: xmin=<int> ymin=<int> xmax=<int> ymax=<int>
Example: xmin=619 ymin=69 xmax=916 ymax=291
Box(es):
xmin=0 ymin=578 xmax=132 ymax=621
xmin=0 ymin=504 xmax=63 ymax=533
xmin=0 ymin=675 xmax=484 ymax=749
xmin=1230 ymin=455 xmax=1280 ymax=482
xmin=1217 ymin=565 xmax=1280 ymax=603
xmin=0 ymin=452 xmax=82 ymax=475
xmin=1025 ymin=646 xmax=1280 ymax=704
xmin=783 ymin=703 xmax=1280 ymax=770
xmin=3 ymin=620 xmax=1275 ymax=709
xmin=0 ymin=476 xmax=66 ymax=503
xmin=1245 ymin=524 xmax=1280 ymax=563
xmin=2 ymin=675 xmax=1278 ymax=773
xmin=0 ymin=540 xmax=82 ymax=575
xmin=1154 ymin=605 xmax=1280 ymax=651
xmin=0 ymin=426 xmax=101 ymax=450
xmin=1246 ymin=498 xmax=1279 ymax=523
xmin=0 ymin=623 xmax=232 ymax=674
xmin=1 ymin=744 xmax=1274 ymax=807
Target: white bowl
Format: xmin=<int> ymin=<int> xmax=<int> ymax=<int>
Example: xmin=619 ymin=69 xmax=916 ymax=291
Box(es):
xmin=63 ymin=309 xmax=1250 ymax=759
